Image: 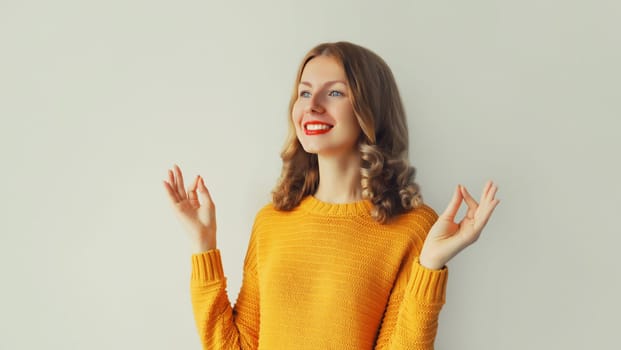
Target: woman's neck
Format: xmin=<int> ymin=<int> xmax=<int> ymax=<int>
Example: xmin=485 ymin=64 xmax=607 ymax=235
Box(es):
xmin=313 ymin=150 xmax=362 ymax=204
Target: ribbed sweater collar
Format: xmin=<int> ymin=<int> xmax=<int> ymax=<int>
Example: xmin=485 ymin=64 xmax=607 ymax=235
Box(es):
xmin=298 ymin=195 xmax=373 ymax=217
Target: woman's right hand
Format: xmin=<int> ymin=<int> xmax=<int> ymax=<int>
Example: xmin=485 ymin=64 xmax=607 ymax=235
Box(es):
xmin=163 ymin=164 xmax=217 ymax=253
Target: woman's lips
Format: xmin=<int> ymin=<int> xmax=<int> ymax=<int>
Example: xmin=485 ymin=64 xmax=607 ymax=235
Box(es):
xmin=304 ymin=128 xmax=332 ymax=135
xmin=304 ymin=121 xmax=333 ymax=135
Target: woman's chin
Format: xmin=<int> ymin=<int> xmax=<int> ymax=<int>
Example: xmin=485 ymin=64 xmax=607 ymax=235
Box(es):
xmin=301 ymin=144 xmax=335 ymax=155
xmin=299 ymin=142 xmax=321 ymax=154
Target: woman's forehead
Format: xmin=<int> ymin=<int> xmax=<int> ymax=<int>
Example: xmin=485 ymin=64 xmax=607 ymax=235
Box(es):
xmin=300 ymin=56 xmax=347 ymax=84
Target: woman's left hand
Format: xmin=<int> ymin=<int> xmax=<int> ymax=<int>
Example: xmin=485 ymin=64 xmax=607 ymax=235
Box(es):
xmin=419 ymin=180 xmax=500 ymax=270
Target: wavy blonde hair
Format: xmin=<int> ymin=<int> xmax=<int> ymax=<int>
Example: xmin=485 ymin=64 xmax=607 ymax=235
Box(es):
xmin=271 ymin=41 xmax=425 ymax=224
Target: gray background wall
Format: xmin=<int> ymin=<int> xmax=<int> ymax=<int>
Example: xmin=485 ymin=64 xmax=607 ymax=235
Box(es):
xmin=1 ymin=0 xmax=619 ymax=349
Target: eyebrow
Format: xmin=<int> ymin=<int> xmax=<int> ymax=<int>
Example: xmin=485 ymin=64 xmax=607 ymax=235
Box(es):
xmin=298 ymin=80 xmax=347 ymax=87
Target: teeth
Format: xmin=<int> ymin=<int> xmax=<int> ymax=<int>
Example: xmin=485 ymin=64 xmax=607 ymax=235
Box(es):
xmin=306 ymin=124 xmax=332 ymax=131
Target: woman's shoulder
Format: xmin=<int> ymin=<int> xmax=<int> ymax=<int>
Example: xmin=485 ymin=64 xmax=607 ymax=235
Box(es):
xmin=394 ymin=202 xmax=439 ymax=237
xmin=256 ymin=201 xmax=277 ymax=217
xmin=251 ymin=201 xmax=283 ymax=224
xmin=404 ymin=203 xmax=439 ymax=224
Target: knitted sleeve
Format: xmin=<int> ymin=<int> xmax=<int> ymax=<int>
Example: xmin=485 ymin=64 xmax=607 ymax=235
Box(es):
xmin=374 ymin=208 xmax=449 ymax=350
xmin=189 ymin=223 xmax=260 ymax=350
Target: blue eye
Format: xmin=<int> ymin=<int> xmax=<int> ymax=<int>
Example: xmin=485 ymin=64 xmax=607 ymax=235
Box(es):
xmin=299 ymin=90 xmax=344 ymax=98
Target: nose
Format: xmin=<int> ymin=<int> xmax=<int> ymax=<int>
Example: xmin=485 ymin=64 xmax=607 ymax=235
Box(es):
xmin=306 ymin=94 xmax=325 ymax=114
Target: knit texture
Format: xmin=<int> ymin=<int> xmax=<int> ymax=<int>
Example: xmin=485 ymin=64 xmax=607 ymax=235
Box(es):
xmin=190 ymin=195 xmax=448 ymax=349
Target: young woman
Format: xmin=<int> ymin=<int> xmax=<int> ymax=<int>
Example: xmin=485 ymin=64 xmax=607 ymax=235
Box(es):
xmin=163 ymin=41 xmax=500 ymax=349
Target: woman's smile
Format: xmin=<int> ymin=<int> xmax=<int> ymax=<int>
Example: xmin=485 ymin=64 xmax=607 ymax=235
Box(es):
xmin=304 ymin=121 xmax=334 ymax=135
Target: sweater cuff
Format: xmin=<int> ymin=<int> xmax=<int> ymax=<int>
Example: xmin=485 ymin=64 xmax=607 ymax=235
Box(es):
xmin=191 ymin=249 xmax=225 ymax=282
xmin=408 ymin=257 xmax=448 ymax=304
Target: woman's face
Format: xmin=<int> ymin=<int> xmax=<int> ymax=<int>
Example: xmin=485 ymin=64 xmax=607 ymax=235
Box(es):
xmin=292 ymin=55 xmax=361 ymax=157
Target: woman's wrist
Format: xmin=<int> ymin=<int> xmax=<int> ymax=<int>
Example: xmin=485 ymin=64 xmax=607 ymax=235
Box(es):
xmin=192 ymin=238 xmax=216 ymax=254
xmin=419 ymin=254 xmax=445 ymax=270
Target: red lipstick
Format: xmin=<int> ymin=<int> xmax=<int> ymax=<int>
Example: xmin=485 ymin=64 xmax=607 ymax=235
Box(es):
xmin=303 ymin=121 xmax=334 ymax=135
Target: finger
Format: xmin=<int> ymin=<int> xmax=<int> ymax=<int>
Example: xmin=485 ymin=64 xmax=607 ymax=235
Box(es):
xmin=163 ymin=180 xmax=180 ymax=204
xmin=485 ymin=182 xmax=498 ymax=202
xmin=173 ymin=164 xmax=187 ymax=200
xmin=187 ymin=175 xmax=200 ymax=203
xmin=460 ymin=185 xmax=479 ymax=215
xmin=198 ymin=176 xmax=215 ymax=209
xmin=473 ymin=189 xmax=501 ymax=230
xmin=473 ymin=198 xmax=500 ymax=233
xmin=482 ymin=180 xmax=493 ymax=200
xmin=441 ymin=184 xmax=463 ymax=220
xmin=490 ymin=198 xmax=500 ymax=211
xmin=167 ymin=169 xmax=180 ymax=202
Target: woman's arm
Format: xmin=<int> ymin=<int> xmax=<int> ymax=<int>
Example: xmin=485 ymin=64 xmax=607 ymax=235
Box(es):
xmin=190 ymin=227 xmax=260 ymax=349
xmin=374 ymin=209 xmax=448 ymax=350
xmin=375 ymin=181 xmax=499 ymax=349
xmin=163 ymin=165 xmax=260 ymax=349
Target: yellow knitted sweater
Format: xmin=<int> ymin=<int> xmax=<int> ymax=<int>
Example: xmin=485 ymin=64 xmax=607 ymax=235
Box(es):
xmin=190 ymin=195 xmax=448 ymax=349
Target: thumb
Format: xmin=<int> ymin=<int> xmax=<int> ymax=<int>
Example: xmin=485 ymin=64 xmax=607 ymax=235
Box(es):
xmin=197 ymin=176 xmax=214 ymax=208
xmin=441 ymin=184 xmax=463 ymax=220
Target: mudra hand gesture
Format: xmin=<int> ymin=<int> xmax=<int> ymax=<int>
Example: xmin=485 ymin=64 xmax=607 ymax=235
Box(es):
xmin=419 ymin=181 xmax=500 ymax=270
xmin=163 ymin=164 xmax=218 ymax=253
